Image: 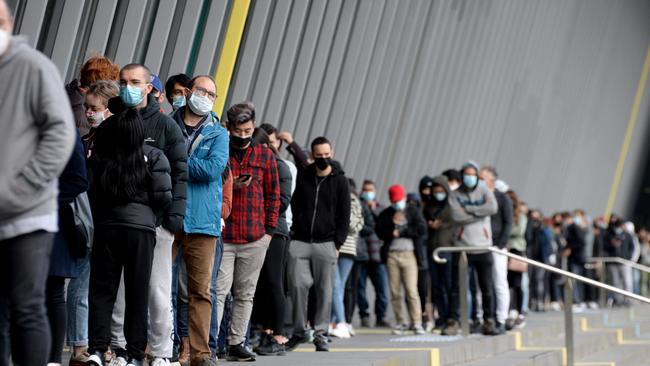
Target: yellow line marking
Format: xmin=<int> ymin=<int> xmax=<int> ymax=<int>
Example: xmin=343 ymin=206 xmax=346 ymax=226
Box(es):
xmin=605 ymin=44 xmax=650 ymax=218
xmin=212 ymin=0 xmax=252 ymax=117
xmin=430 ymin=348 xmax=440 ymax=366
xmin=583 ymin=318 xmax=650 ymax=345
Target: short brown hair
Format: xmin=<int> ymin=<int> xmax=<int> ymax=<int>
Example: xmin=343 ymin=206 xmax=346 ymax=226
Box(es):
xmin=87 ymin=80 xmax=119 ymax=107
xmin=226 ymin=101 xmax=256 ymax=126
xmin=80 ymin=56 xmax=120 ymax=88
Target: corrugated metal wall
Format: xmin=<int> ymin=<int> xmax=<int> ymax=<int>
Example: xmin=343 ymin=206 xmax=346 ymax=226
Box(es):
xmin=9 ymin=0 xmax=650 ymax=217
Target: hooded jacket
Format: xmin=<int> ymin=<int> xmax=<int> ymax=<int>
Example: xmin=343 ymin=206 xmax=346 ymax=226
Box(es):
xmin=0 ymin=37 xmax=76 ymax=240
xmin=422 ymin=175 xmax=455 ymax=251
xmin=375 ymin=202 xmax=428 ymax=267
xmin=109 ymin=94 xmax=188 ymax=232
xmin=65 ymin=79 xmax=91 ymax=136
xmin=449 ymin=161 xmax=498 ymax=247
xmin=290 ymin=160 xmax=351 ymax=248
xmin=172 ymin=108 xmax=229 ymax=237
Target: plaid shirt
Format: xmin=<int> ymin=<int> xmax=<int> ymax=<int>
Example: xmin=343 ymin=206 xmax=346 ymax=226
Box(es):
xmin=223 ymin=143 xmax=280 ymax=244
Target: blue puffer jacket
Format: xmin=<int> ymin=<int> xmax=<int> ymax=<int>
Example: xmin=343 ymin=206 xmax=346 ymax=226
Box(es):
xmin=174 ymin=109 xmax=229 ymax=237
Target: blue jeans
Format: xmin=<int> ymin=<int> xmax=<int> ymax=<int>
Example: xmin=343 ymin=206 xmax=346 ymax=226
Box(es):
xmin=209 ymin=238 xmax=224 ymax=352
xmin=172 ymin=247 xmax=189 ymax=348
xmin=357 ymin=262 xmax=389 ymax=321
xmin=331 ymin=256 xmax=355 ymax=323
xmin=427 ymin=251 xmax=451 ymax=325
xmin=66 ymin=254 xmax=91 ymax=346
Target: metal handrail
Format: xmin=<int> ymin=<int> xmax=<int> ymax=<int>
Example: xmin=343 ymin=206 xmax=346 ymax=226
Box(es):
xmin=586 ymin=256 xmax=650 ymax=274
xmin=433 ymin=246 xmax=650 ymax=366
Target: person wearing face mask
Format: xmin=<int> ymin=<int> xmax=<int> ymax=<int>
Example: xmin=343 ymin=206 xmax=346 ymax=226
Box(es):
xmin=563 ymin=209 xmax=588 ymax=309
xmin=107 ymin=64 xmax=187 ymax=366
xmin=165 ymin=73 xmax=192 ymax=112
xmin=442 ymin=169 xmax=462 ymax=191
xmin=285 ymin=137 xmax=351 ymax=352
xmin=420 ymin=175 xmax=454 ymax=331
xmin=604 ymin=215 xmax=635 ymax=306
xmin=170 ymin=75 xmax=229 ymax=365
xmin=150 ymin=74 xmax=167 ymax=112
xmin=216 ymin=102 xmax=280 ymax=362
xmin=83 ymin=81 xmax=119 ymax=154
xmin=444 ymin=161 xmax=499 ymax=336
xmin=0 ymin=2 xmax=76 ymax=363
xmin=375 ymin=185 xmax=427 ymax=335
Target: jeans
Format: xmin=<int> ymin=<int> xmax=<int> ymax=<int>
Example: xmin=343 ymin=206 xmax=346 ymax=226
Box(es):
xmin=209 ymin=238 xmax=224 ymax=352
xmin=0 ymin=231 xmax=54 ymax=366
xmin=172 ymin=246 xmax=189 ymax=350
xmin=331 ymin=256 xmax=355 ymax=324
xmin=357 ymin=262 xmax=389 ymax=322
xmin=47 ymin=276 xmax=67 ymax=364
xmin=569 ymin=262 xmax=585 ymax=303
xmin=66 ymin=254 xmax=91 ymax=347
xmin=428 ymin=251 xmax=452 ymax=325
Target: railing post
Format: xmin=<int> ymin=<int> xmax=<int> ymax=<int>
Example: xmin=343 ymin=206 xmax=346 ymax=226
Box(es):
xmin=598 ymin=262 xmax=607 ymax=308
xmin=564 ymin=279 xmax=575 ymax=366
xmin=459 ymin=252 xmax=469 ymax=336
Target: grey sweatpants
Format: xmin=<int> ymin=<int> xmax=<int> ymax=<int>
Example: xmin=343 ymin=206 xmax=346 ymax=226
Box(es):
xmin=111 ymin=227 xmax=175 ymax=357
xmin=288 ymin=241 xmax=337 ymax=339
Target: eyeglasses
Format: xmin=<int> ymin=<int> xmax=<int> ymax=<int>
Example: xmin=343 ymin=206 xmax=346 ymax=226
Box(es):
xmin=192 ymin=86 xmax=217 ymax=100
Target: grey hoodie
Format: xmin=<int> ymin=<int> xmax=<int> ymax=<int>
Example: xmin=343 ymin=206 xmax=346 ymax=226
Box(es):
xmin=449 ymin=161 xmax=498 ymax=247
xmin=0 ymin=37 xmax=75 ymax=239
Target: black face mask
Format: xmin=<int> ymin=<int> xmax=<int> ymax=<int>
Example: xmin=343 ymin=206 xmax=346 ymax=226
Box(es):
xmin=231 ymin=135 xmax=252 ymax=149
xmin=314 ymin=157 xmax=331 ymax=170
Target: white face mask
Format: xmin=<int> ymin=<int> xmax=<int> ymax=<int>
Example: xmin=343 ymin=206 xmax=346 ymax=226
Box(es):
xmin=187 ymin=93 xmax=213 ymax=116
xmin=0 ymin=29 xmax=10 ymax=56
xmin=86 ymin=110 xmax=107 ymax=128
xmin=449 ymin=182 xmax=460 ymax=191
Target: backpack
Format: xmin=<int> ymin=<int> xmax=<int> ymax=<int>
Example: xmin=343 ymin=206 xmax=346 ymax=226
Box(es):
xmin=62 ymin=192 xmax=94 ymax=258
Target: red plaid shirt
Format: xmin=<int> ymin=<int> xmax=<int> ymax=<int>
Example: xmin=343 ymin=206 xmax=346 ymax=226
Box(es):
xmin=223 ymin=143 xmax=280 ymax=244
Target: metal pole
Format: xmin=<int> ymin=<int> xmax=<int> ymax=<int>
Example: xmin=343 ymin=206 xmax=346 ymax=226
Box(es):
xmin=459 ymin=252 xmax=469 ymax=336
xmin=564 ymin=279 xmax=575 ymax=366
xmin=598 ymin=263 xmax=607 ymax=308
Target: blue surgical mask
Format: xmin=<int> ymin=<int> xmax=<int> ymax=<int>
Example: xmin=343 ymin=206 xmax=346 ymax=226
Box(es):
xmin=172 ymin=95 xmax=186 ymax=110
xmin=434 ymin=192 xmax=447 ymax=202
xmin=120 ymin=85 xmax=144 ymax=107
xmin=361 ymin=191 xmax=376 ymax=202
xmin=463 ymin=175 xmax=478 ymax=188
xmin=393 ymin=200 xmax=406 ymax=211
xmin=573 ymin=216 xmax=582 ymax=226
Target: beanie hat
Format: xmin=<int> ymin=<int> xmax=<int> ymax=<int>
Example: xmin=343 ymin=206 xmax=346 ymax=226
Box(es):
xmin=388 ymin=184 xmax=406 ymax=203
xmin=419 ymin=175 xmax=434 ymax=192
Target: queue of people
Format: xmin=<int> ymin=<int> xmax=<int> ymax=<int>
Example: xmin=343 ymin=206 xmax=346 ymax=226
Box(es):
xmin=0 ymin=3 xmax=648 ymax=365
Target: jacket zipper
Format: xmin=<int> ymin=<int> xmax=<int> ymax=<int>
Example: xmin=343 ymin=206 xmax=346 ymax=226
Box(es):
xmin=310 ymin=175 xmax=328 ymax=243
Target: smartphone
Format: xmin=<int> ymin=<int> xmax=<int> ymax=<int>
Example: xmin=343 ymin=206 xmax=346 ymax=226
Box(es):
xmin=238 ymin=173 xmax=252 ymax=181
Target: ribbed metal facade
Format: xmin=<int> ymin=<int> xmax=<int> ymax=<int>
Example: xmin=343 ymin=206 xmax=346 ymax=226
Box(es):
xmin=9 ymin=0 xmax=650 ymax=217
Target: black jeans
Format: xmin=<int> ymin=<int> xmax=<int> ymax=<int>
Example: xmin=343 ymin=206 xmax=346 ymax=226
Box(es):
xmin=47 ymin=276 xmax=67 ymax=364
xmin=507 ymin=250 xmax=524 ymax=314
xmin=0 ymin=230 xmax=54 ymax=366
xmin=344 ymin=261 xmax=362 ymax=323
xmin=418 ymin=269 xmax=430 ymax=323
xmin=88 ymin=227 xmax=155 ymax=360
xmin=449 ymin=252 xmax=495 ymax=321
xmin=252 ymin=235 xmax=289 ymax=334
xmin=358 ymin=262 xmax=389 ymax=322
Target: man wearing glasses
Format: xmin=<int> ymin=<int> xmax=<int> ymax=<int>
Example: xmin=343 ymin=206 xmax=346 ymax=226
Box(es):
xmin=109 ymin=64 xmax=188 ymax=365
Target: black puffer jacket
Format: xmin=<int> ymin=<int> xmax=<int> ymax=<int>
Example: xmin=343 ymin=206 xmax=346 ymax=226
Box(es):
xmin=109 ymin=94 xmax=188 ymax=232
xmin=290 ymin=161 xmax=351 ymax=248
xmin=275 ymin=158 xmax=293 ymax=238
xmin=89 ymin=145 xmax=173 ymax=232
xmin=375 ymin=203 xmax=428 ymax=268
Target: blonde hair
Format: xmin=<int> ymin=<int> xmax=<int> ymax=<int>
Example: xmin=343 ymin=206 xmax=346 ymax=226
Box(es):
xmin=88 ymin=80 xmax=119 ymax=107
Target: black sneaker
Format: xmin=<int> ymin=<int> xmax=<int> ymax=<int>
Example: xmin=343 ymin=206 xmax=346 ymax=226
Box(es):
xmin=256 ymin=338 xmax=286 ymax=356
xmin=495 ymin=322 xmax=506 ymax=335
xmin=216 ymin=347 xmax=228 ymax=360
xmin=227 ymin=343 xmax=256 ymax=362
xmin=314 ymin=338 xmax=329 ymax=352
xmin=505 ymin=318 xmax=516 ymax=331
xmin=470 ymin=319 xmax=483 ymax=334
xmin=441 ymin=319 xmax=460 ymax=336
xmin=375 ymin=319 xmax=390 ymax=328
xmin=253 ymin=333 xmax=271 ymax=354
xmin=285 ymin=334 xmax=307 ymax=352
xmin=482 ymin=318 xmax=499 ymax=336
xmin=361 ymin=316 xmax=371 ymax=327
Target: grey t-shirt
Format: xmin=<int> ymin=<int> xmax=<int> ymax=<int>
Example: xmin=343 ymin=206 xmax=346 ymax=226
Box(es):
xmin=390 ymin=237 xmax=414 ymax=252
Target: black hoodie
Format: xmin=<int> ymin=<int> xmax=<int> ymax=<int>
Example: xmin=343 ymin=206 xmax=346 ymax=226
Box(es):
xmin=290 ymin=160 xmax=350 ymax=248
xmin=421 ymin=175 xmax=455 ymax=251
xmin=108 ymin=94 xmax=188 ymax=232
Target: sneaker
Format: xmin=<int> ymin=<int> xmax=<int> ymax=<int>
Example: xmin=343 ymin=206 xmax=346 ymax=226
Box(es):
xmin=107 ymin=356 xmax=127 ymax=366
xmin=495 ymin=322 xmax=506 ymax=335
xmin=572 ymin=303 xmax=586 ymax=313
xmin=375 ymin=319 xmax=390 ymax=328
xmin=256 ymin=338 xmax=286 ymax=356
xmin=413 ymin=324 xmax=425 ymax=335
xmin=588 ymin=302 xmax=599 ymax=310
xmin=329 ymin=323 xmax=351 ymax=339
xmin=505 ymin=318 xmax=516 ymax=331
xmin=361 ymin=316 xmax=371 ymax=328
xmin=482 ymin=318 xmax=499 ymax=336
xmin=70 ymin=351 xmax=90 ymax=366
xmin=425 ymin=321 xmax=435 ymax=333
xmin=253 ymin=333 xmax=271 ymax=354
xmin=285 ymin=334 xmax=307 ymax=352
xmin=347 ymin=323 xmax=356 ymax=337
xmin=149 ymin=358 xmax=171 ymax=366
xmin=314 ymin=338 xmax=329 ymax=352
xmin=441 ymin=319 xmax=460 ymax=336
xmin=227 ymin=343 xmax=257 ymax=362
xmin=470 ymin=319 xmax=483 ymax=334
xmin=550 ymin=301 xmax=562 ymax=311
xmin=216 ymin=347 xmax=228 ymax=360
xmin=125 ymin=359 xmax=144 ymax=366
xmin=391 ymin=324 xmax=408 ymax=335
xmin=194 ymin=357 xmax=217 ymax=366
xmin=514 ymin=315 xmax=526 ymax=329
xmin=86 ymin=352 xmax=105 ymax=366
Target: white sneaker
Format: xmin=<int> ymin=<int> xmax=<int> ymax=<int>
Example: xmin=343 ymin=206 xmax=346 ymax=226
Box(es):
xmin=149 ymin=358 xmax=171 ymax=366
xmin=413 ymin=324 xmax=425 ymax=335
xmin=550 ymin=302 xmax=561 ymax=311
xmin=425 ymin=321 xmax=434 ymax=333
xmin=347 ymin=323 xmax=356 ymax=337
xmin=330 ymin=323 xmax=351 ymax=338
xmin=588 ymin=301 xmax=599 ymax=310
xmin=87 ymin=354 xmax=105 ymax=366
xmin=108 ymin=356 xmax=127 ymax=366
